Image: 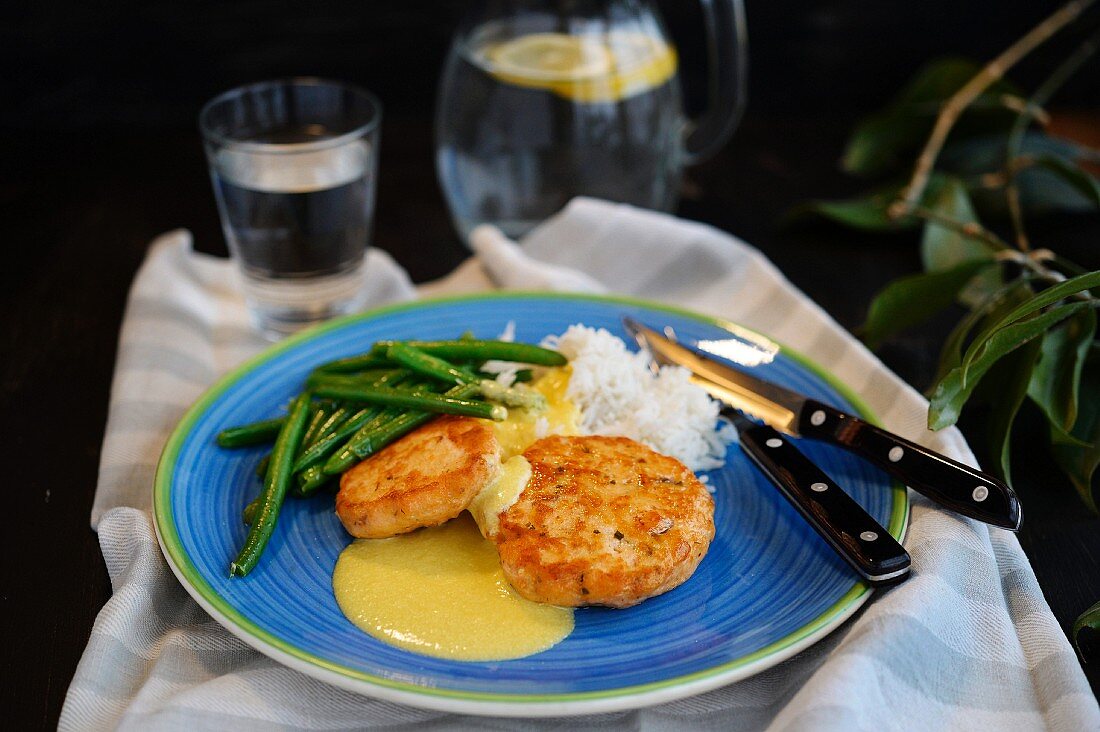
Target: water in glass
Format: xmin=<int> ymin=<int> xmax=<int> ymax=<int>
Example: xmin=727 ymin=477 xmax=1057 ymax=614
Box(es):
xmin=209 ymin=128 xmax=376 ymax=335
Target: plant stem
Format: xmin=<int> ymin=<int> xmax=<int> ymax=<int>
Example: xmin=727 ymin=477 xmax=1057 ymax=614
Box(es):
xmin=891 ymin=0 xmax=1096 ymax=220
xmin=998 ymin=94 xmax=1051 ymax=126
xmin=908 ymin=205 xmax=1009 ymax=250
xmin=1005 ymin=27 xmax=1100 ymax=251
xmin=995 ymin=250 xmax=1100 ymax=303
xmin=904 ymin=203 xmax=1099 ymax=303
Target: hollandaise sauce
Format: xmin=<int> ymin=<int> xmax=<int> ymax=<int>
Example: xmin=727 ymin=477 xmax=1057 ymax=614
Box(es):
xmin=332 ymin=366 xmax=580 ymax=661
xmin=333 ymin=514 xmax=573 ymax=660
xmin=492 ymin=365 xmax=581 ymax=459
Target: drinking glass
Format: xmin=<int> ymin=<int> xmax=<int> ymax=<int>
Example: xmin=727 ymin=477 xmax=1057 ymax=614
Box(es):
xmin=200 ymin=78 xmax=382 ymax=339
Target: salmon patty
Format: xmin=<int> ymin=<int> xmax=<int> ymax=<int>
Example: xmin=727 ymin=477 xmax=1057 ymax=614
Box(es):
xmin=336 ymin=415 xmax=502 ymax=539
xmin=493 ymin=435 xmax=715 ymax=608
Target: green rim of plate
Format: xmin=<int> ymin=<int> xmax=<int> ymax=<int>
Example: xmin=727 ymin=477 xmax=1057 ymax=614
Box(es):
xmin=153 ymin=291 xmax=910 ymax=707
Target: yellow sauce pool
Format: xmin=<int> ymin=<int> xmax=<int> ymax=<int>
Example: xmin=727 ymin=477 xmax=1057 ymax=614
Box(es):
xmin=493 ymin=366 xmax=581 ymax=459
xmin=333 ymin=366 xmax=581 ymax=661
xmin=333 ymin=513 xmax=574 ymax=660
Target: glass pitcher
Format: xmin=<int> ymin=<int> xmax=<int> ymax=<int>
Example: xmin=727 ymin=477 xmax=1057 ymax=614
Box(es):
xmin=435 ymin=0 xmax=747 ymax=241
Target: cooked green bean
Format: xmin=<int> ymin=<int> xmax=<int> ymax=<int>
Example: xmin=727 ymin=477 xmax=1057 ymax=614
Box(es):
xmin=300 ymin=402 xmax=331 ymax=448
xmin=305 ymin=368 xmax=406 ymax=390
xmin=386 ymin=342 xmax=470 ymax=385
xmin=292 ymin=406 xmax=383 ymax=473
xmin=296 ymin=465 xmax=333 ymax=496
xmin=371 ymin=339 xmax=566 ymax=366
xmin=322 ymin=407 xmax=405 ymax=475
xmin=291 ymin=374 xmax=416 ymax=473
xmin=311 ymin=383 xmax=506 ymax=421
xmin=477 ymin=379 xmax=545 ymax=409
xmin=216 ymin=417 xmax=285 ymax=448
xmin=347 ymin=410 xmax=438 ymax=460
xmin=353 ymin=382 xmax=481 ymax=457
xmin=310 ymin=404 xmax=353 ymax=446
xmin=384 ymin=343 xmax=546 ymax=410
xmin=311 ymin=353 xmax=395 ymax=374
xmin=322 ymin=383 xmax=481 ymax=474
xmin=230 ymin=391 xmax=312 ymax=577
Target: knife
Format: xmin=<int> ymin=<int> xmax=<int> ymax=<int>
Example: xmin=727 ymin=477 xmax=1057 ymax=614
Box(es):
xmin=724 ymin=407 xmax=911 ymax=584
xmin=623 ymin=317 xmax=1022 ymax=531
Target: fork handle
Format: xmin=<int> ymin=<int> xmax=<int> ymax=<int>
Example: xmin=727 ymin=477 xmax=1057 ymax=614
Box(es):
xmin=736 ymin=418 xmax=911 ymax=585
xmin=797 ymin=400 xmax=1022 ymax=531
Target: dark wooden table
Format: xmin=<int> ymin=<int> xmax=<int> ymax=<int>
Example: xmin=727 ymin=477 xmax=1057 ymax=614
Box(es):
xmin=3 ymin=107 xmax=1098 ymax=728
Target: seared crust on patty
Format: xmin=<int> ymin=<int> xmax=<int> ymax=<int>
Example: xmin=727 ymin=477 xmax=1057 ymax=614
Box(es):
xmin=494 ymin=435 xmax=715 ymax=608
xmin=336 ymin=415 xmax=502 ymax=538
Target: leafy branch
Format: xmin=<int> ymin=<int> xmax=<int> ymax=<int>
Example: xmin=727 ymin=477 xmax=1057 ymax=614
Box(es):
xmin=891 ymin=0 xmax=1097 ymax=221
xmin=796 ymin=2 xmax=1100 ymax=657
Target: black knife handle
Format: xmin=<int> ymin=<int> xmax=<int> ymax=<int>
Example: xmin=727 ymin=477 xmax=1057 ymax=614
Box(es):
xmin=797 ymin=400 xmax=1022 ymax=531
xmin=737 ymin=420 xmax=911 ymax=585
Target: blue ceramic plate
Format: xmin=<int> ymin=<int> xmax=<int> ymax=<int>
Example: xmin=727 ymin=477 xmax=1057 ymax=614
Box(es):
xmin=154 ymin=293 xmax=908 ymax=716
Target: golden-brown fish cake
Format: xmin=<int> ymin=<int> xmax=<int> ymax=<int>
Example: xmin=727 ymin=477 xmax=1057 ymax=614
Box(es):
xmin=494 ymin=435 xmax=715 ymax=608
xmin=336 ymin=415 xmax=502 ymax=539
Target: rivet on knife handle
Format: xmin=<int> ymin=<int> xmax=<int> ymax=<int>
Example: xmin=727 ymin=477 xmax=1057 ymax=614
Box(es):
xmin=797 ymin=400 xmax=1022 ymax=531
xmin=735 ymin=416 xmax=911 ymax=585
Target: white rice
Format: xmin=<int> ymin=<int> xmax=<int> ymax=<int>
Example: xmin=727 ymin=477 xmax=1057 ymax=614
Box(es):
xmin=541 ymin=325 xmax=735 ymax=472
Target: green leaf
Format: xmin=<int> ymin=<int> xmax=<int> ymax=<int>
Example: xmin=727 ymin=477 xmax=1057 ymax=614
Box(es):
xmin=795 ymin=174 xmax=950 ymax=232
xmin=862 ymin=259 xmax=996 ymax=349
xmin=892 ymin=58 xmax=1018 ymax=108
xmin=962 ymin=271 xmax=1100 ymax=375
xmin=920 ymin=178 xmax=997 ymax=268
xmin=1051 ymin=355 xmax=1100 ymax=513
xmin=985 ymin=338 xmax=1041 ymax=483
xmin=795 ymin=188 xmax=916 ymax=231
xmin=932 ymin=281 xmax=1032 ymax=385
xmin=1073 ymin=599 xmax=1100 ymax=657
xmin=929 ymin=302 xmax=1092 ymax=430
xmin=843 ymin=114 xmax=932 ymax=177
xmin=1028 ymin=309 xmax=1097 ymax=432
xmin=941 ymin=133 xmax=1100 ymax=215
xmin=920 ymin=177 xmax=1002 ymax=306
xmin=842 ymin=58 xmax=1019 ymax=176
xmin=1032 ymin=155 xmax=1100 ymax=208
xmin=939 ymin=131 xmax=1099 ymax=172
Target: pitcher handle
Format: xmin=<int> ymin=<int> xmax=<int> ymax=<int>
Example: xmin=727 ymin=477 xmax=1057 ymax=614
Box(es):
xmin=683 ymin=0 xmax=748 ymax=164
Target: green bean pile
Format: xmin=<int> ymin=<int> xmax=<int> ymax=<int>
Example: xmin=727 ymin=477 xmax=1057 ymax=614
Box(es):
xmin=216 ymin=338 xmax=567 ymax=577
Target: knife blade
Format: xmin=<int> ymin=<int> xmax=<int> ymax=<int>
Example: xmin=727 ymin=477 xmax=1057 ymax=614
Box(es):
xmin=623 ymin=317 xmax=1023 ymax=531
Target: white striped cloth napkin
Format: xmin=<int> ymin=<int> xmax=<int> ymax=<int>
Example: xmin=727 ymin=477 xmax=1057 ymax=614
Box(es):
xmin=61 ymin=198 xmax=1100 ymax=731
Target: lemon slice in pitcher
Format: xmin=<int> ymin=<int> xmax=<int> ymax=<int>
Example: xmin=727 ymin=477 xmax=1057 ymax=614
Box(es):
xmin=487 ymin=33 xmax=614 ymax=83
xmin=481 ymin=31 xmax=677 ymax=103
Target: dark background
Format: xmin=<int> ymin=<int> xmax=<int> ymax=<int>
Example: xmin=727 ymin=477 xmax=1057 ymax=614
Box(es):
xmin=3 ymin=1 xmax=1099 ymax=727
